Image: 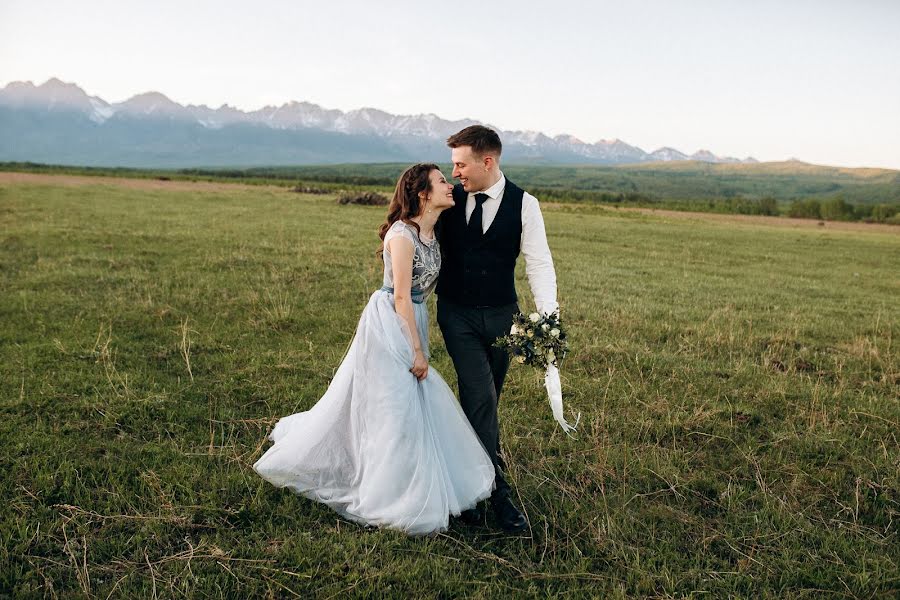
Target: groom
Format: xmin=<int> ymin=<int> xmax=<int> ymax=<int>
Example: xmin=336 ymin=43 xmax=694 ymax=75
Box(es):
xmin=436 ymin=125 xmax=559 ymax=532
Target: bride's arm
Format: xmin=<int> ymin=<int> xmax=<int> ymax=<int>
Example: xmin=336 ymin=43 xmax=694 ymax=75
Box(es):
xmin=387 ymin=236 xmax=428 ymax=381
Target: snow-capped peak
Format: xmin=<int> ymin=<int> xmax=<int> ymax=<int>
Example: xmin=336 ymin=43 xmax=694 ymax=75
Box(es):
xmin=0 ymin=77 xmax=765 ymax=165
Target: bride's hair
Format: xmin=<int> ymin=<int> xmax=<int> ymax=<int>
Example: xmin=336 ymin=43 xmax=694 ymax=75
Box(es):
xmin=377 ymin=162 xmax=440 ymax=254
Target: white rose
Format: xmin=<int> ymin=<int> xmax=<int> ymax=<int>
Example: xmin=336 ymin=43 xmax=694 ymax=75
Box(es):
xmin=529 ymin=312 xmax=541 ymax=323
xmin=550 ymin=328 xmax=560 ymax=338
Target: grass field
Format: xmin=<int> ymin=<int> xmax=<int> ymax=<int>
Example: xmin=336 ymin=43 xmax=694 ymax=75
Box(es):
xmin=1 ymin=175 xmax=898 ymax=598
xmin=4 ymin=160 xmax=900 ymax=211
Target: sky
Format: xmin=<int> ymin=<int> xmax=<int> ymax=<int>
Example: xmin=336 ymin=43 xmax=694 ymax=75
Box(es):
xmin=2 ymin=0 xmax=899 ymax=169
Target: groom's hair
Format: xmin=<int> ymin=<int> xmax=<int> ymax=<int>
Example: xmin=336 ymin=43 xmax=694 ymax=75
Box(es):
xmin=447 ymin=125 xmax=502 ymax=157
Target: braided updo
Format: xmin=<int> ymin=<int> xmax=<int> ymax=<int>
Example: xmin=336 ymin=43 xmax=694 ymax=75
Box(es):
xmin=377 ymin=163 xmax=440 ymax=254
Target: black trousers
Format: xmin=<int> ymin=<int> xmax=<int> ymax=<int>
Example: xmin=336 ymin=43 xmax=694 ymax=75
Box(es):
xmin=436 ymin=297 xmax=518 ymax=500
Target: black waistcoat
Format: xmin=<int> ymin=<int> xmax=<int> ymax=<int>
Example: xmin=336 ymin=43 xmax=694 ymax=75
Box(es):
xmin=436 ymin=179 xmax=524 ymax=306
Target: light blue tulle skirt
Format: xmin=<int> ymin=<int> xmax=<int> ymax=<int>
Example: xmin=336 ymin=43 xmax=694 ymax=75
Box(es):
xmin=253 ymin=288 xmax=495 ymax=535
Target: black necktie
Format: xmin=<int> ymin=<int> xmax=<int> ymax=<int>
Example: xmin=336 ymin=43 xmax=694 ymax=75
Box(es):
xmin=468 ymin=193 xmax=489 ymax=240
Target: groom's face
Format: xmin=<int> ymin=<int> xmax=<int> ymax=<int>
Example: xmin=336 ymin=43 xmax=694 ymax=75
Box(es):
xmin=451 ymin=146 xmax=488 ymax=193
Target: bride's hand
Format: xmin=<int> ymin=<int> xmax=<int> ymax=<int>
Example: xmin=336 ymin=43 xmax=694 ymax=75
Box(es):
xmin=410 ymin=349 xmax=428 ymax=381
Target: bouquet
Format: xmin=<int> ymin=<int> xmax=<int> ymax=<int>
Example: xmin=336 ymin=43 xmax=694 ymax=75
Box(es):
xmin=494 ymin=311 xmax=569 ymax=369
xmin=495 ymin=310 xmax=578 ymax=434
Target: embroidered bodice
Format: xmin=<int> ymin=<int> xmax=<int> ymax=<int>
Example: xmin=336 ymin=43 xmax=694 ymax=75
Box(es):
xmin=382 ymin=220 xmax=441 ymax=300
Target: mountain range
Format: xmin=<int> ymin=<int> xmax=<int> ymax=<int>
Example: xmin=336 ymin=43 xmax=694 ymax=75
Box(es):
xmin=0 ymin=78 xmax=761 ymax=168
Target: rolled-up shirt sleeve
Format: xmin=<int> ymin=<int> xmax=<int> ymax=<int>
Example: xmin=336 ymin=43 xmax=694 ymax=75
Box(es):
xmin=520 ymin=192 xmax=559 ymax=315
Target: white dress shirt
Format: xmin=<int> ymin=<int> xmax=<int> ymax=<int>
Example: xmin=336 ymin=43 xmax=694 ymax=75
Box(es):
xmin=464 ymin=172 xmax=559 ymax=314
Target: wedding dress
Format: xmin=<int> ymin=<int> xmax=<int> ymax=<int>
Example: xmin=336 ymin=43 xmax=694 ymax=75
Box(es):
xmin=253 ymin=221 xmax=495 ymax=535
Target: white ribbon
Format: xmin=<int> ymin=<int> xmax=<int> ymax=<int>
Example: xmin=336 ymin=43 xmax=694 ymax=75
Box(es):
xmin=544 ymin=363 xmax=578 ymax=435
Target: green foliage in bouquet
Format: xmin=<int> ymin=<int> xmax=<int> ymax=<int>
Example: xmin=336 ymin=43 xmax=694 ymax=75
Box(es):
xmin=494 ymin=311 xmax=569 ymax=369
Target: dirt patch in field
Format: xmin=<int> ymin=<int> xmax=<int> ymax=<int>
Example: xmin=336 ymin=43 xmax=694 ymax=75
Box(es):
xmin=0 ymin=171 xmax=289 ymax=194
xmin=621 ymin=206 xmax=898 ymax=233
xmin=545 ymin=202 xmax=898 ymax=234
xmin=3 ymin=171 xmax=897 ymax=234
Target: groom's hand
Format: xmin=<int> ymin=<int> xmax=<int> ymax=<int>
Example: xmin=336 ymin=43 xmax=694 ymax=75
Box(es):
xmin=538 ymin=303 xmax=560 ymax=318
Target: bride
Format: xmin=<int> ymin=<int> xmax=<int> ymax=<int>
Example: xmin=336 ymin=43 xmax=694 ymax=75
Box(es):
xmin=253 ymin=163 xmax=496 ymax=535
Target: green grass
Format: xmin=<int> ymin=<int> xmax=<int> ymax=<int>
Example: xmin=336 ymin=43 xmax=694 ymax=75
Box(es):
xmin=1 ymin=179 xmax=898 ymax=598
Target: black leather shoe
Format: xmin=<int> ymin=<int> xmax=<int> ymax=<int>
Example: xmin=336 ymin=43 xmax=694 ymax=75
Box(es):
xmin=491 ymin=495 xmax=527 ymax=533
xmin=458 ymin=504 xmax=483 ymax=526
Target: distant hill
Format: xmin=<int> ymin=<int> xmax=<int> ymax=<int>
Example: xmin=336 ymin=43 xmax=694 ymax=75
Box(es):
xmin=2 ymin=160 xmax=898 ymax=212
xmin=509 ymin=161 xmax=900 ymax=205
xmin=0 ymin=78 xmax=760 ymax=168
xmin=172 ymin=162 xmax=898 ymax=205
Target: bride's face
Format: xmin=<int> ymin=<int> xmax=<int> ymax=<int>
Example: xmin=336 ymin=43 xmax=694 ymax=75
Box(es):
xmin=422 ymin=169 xmax=454 ymax=212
